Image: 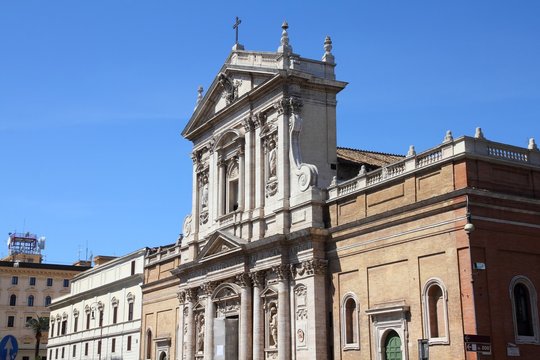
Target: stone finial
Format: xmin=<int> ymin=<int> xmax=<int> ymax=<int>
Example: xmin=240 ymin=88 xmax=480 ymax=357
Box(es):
xmin=407 ymin=145 xmax=416 ymax=157
xmin=443 ymin=130 xmax=453 ymax=143
xmin=330 ymin=176 xmax=337 ymax=186
xmin=474 ymin=127 xmax=485 ymax=139
xmin=194 ymin=86 xmax=203 ymax=111
xmin=528 ymin=138 xmax=538 ymax=150
xmin=278 ymin=21 xmax=293 ymax=54
xmin=322 ymin=35 xmax=335 ymax=64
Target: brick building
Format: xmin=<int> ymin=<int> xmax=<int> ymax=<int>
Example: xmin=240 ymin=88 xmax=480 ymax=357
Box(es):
xmin=140 ymin=22 xmax=540 ymax=360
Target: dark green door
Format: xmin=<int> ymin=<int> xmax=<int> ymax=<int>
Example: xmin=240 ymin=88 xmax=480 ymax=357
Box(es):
xmin=384 ymin=330 xmax=402 ymax=360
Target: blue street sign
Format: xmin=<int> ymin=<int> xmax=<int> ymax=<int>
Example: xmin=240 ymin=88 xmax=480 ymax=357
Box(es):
xmin=0 ymin=335 xmax=18 ymax=360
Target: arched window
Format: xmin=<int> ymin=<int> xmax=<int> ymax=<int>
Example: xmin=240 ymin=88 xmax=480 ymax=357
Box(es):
xmin=45 ymin=296 xmax=52 ymax=306
xmin=9 ymin=294 xmax=16 ymax=306
xmin=510 ymin=276 xmax=539 ymax=344
xmin=422 ymin=278 xmax=449 ymax=344
xmin=28 ymin=295 xmax=34 ymax=307
xmin=215 ymin=130 xmax=244 ymax=216
xmin=341 ymin=292 xmax=360 ymax=350
xmin=146 ymin=329 xmax=152 ymax=359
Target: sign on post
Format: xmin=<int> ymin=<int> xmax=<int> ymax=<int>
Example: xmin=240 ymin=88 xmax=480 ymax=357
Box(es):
xmin=464 ymin=334 xmax=491 ymax=354
xmin=0 ymin=335 xmax=18 ymax=360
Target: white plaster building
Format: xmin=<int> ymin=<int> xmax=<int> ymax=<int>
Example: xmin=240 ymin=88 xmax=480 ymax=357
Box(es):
xmin=47 ymin=249 xmax=146 ymax=360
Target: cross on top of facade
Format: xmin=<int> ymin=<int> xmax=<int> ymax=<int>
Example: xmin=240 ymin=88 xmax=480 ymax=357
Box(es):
xmin=233 ymin=16 xmax=241 ymax=45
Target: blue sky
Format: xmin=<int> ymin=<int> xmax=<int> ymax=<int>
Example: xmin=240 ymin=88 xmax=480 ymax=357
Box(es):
xmin=1 ymin=1 xmax=539 ymax=264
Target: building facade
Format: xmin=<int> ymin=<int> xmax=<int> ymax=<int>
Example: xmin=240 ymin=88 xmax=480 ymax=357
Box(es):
xmin=47 ymin=249 xmax=146 ymax=360
xmin=0 ymin=233 xmax=90 ymax=360
xmin=146 ymin=23 xmax=540 ymax=360
xmin=141 ymin=241 xmax=183 ymax=360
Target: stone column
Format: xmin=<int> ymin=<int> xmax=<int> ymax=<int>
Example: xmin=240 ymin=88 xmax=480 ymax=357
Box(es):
xmin=237 ymin=273 xmax=253 ymax=360
xmin=191 ymin=153 xmax=199 ymax=233
xmin=251 ymin=271 xmax=266 ymax=360
xmin=177 ymin=291 xmax=186 ymax=360
xmin=275 ymin=265 xmax=291 ymax=360
xmin=202 ymin=283 xmax=216 ymax=360
xmin=217 ymin=158 xmax=226 ymax=216
xmin=243 ymin=117 xmax=254 ymax=212
xmin=238 ymin=146 xmax=245 ymax=211
xmin=185 ymin=288 xmax=197 ymax=360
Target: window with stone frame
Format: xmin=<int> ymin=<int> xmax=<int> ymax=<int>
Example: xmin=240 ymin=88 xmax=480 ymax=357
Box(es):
xmin=127 ymin=292 xmax=135 ymax=321
xmin=341 ymin=292 xmax=360 ymax=350
xmin=510 ymin=275 xmax=540 ymax=344
xmin=9 ymin=294 xmax=16 ymax=306
xmin=422 ymin=278 xmax=449 ymax=344
xmin=215 ymin=130 xmax=244 ymax=216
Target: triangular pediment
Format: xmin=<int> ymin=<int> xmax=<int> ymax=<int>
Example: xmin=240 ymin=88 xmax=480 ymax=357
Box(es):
xmin=197 ymin=230 xmax=247 ymax=261
xmin=181 ymin=50 xmax=280 ymax=140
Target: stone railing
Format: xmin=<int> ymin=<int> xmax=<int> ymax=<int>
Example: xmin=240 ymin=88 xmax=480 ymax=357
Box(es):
xmin=328 ymin=133 xmax=540 ymax=201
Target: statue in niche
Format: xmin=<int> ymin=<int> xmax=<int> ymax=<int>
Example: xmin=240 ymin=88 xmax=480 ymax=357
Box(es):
xmin=268 ymin=139 xmax=277 ymax=179
xmin=265 ymin=136 xmax=278 ymax=197
xmin=201 ymin=182 xmax=208 ymax=209
xmin=196 ymin=315 xmax=205 ymax=353
xmin=269 ymin=306 xmax=278 ymax=347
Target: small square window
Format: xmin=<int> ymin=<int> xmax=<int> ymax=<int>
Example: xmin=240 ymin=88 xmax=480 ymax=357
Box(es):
xmin=29 ymin=277 xmax=36 ymax=286
xmin=11 ymin=276 xmax=18 ymax=285
xmin=47 ymin=278 xmax=53 ymax=286
xmin=26 ymin=316 xmax=33 ymax=324
xmin=7 ymin=316 xmax=15 ymax=327
xmin=63 ymin=279 xmax=69 ymax=287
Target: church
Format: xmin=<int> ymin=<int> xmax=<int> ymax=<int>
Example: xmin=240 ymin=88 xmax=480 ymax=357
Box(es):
xmin=142 ymin=22 xmax=540 ymax=360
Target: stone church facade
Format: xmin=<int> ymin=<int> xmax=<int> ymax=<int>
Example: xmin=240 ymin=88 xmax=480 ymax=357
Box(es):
xmin=143 ymin=23 xmax=540 ymax=360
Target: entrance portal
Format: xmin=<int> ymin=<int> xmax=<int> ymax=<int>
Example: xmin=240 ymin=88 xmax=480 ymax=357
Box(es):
xmin=213 ymin=317 xmax=239 ymax=360
xmin=384 ymin=330 xmax=402 ymax=360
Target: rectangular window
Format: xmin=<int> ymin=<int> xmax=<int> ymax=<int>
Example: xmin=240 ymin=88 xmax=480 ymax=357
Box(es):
xmin=28 ymin=295 xmax=34 ymax=307
xmin=63 ymin=279 xmax=69 ymax=287
xmin=23 ymin=356 xmax=30 ymax=360
xmin=99 ymin=310 xmax=104 ymax=327
xmin=61 ymin=347 xmax=64 ymax=359
xmin=26 ymin=316 xmax=32 ymax=324
xmin=127 ymin=336 xmax=132 ymax=351
xmin=111 ymin=338 xmax=116 ymax=353
xmin=7 ymin=316 xmax=15 ymax=327
xmin=97 ymin=340 xmax=101 ymax=355
xmin=73 ymin=317 xmax=78 ymax=332
xmin=56 ymin=321 xmax=60 ymax=336
xmin=49 ymin=350 xmax=52 ymax=360
xmin=61 ymin=320 xmax=67 ymax=335
xmin=55 ymin=348 xmax=58 ymax=359
xmin=84 ymin=343 xmax=88 ymax=356
xmin=72 ymin=345 xmax=76 ymax=357
xmin=113 ymin=306 xmax=118 ymax=324
xmin=128 ymin=302 xmax=134 ymax=321
xmin=86 ymin=313 xmax=90 ymax=330
xmin=29 ymin=277 xmax=36 ymax=286
xmin=131 ymin=260 xmax=136 ymax=275
xmin=50 ymin=323 xmax=55 ymax=337
xmin=11 ymin=276 xmax=18 ymax=285
xmin=47 ymin=278 xmax=53 ymax=286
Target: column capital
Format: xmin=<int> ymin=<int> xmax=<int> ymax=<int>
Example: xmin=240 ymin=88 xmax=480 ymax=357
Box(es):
xmin=295 ymin=258 xmax=328 ymax=277
xmin=272 ymin=264 xmax=290 ymax=282
xmin=236 ymin=272 xmax=252 ymax=288
xmin=242 ymin=116 xmax=254 ymax=132
xmin=177 ymin=290 xmax=186 ymax=304
xmin=250 ymin=271 xmax=266 ymax=288
xmin=201 ymin=282 xmax=217 ymax=297
xmin=185 ymin=288 xmax=198 ymax=303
